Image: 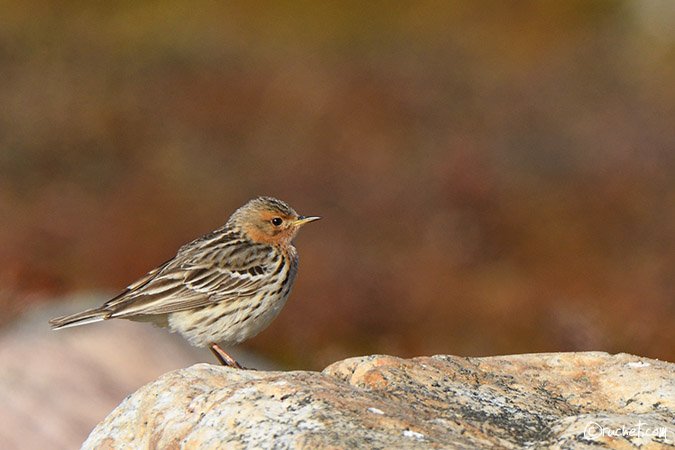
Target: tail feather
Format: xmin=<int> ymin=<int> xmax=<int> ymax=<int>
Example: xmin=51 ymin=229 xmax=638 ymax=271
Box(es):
xmin=49 ymin=307 xmax=110 ymax=330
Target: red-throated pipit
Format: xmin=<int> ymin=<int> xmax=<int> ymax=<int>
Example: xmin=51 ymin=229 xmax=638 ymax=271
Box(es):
xmin=49 ymin=197 xmax=320 ymax=368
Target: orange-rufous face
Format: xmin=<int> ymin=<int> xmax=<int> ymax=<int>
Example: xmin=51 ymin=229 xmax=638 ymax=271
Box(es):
xmin=242 ymin=207 xmax=320 ymax=246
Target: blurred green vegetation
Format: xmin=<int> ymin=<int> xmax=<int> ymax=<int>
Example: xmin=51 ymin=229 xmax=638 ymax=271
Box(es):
xmin=1 ymin=1 xmax=673 ymax=367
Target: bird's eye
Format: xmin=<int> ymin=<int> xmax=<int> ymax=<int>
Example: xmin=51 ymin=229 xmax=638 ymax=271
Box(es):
xmin=271 ymin=217 xmax=283 ymax=226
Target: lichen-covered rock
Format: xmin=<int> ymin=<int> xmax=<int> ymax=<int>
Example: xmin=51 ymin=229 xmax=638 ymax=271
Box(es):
xmin=84 ymin=352 xmax=674 ymax=449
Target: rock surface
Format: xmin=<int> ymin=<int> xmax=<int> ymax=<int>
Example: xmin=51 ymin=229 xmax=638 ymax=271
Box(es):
xmin=0 ymin=297 xmax=272 ymax=450
xmin=84 ymin=352 xmax=674 ymax=449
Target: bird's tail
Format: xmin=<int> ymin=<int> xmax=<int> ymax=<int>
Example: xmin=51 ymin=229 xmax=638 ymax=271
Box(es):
xmin=49 ymin=307 xmax=110 ymax=330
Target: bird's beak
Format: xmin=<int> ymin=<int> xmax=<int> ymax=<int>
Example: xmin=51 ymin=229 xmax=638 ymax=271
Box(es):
xmin=293 ymin=216 xmax=321 ymax=227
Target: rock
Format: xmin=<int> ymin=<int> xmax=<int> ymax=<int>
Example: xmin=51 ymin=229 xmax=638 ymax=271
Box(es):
xmin=0 ymin=297 xmax=273 ymax=450
xmin=83 ymin=352 xmax=674 ymax=449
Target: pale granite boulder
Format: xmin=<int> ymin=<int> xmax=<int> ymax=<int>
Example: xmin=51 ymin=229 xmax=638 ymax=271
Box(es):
xmin=84 ymin=352 xmax=674 ymax=449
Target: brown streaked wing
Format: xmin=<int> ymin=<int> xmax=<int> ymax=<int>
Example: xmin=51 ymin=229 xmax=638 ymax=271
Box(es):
xmin=100 ymin=258 xmax=174 ymax=310
xmin=105 ymin=241 xmax=279 ymax=317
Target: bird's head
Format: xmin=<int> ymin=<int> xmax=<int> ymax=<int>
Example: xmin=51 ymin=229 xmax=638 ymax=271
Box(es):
xmin=230 ymin=197 xmax=320 ymax=246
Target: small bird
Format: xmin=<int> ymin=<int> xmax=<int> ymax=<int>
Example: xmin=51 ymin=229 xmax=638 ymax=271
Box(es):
xmin=49 ymin=196 xmax=320 ymax=368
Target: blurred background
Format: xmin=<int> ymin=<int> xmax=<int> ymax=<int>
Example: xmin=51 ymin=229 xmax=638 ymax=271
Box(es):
xmin=1 ymin=0 xmax=674 ymax=385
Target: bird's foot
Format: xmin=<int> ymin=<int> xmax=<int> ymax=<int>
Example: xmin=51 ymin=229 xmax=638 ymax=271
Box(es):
xmin=209 ymin=342 xmax=245 ymax=369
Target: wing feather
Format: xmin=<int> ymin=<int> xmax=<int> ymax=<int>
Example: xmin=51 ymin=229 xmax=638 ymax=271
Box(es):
xmin=104 ymin=236 xmax=279 ymax=318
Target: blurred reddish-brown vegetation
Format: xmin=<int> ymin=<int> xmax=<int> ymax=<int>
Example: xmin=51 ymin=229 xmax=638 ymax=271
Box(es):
xmin=1 ymin=1 xmax=673 ymax=368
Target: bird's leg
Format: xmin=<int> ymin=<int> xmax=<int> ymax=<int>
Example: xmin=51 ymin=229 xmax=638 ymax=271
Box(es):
xmin=209 ymin=343 xmax=243 ymax=369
